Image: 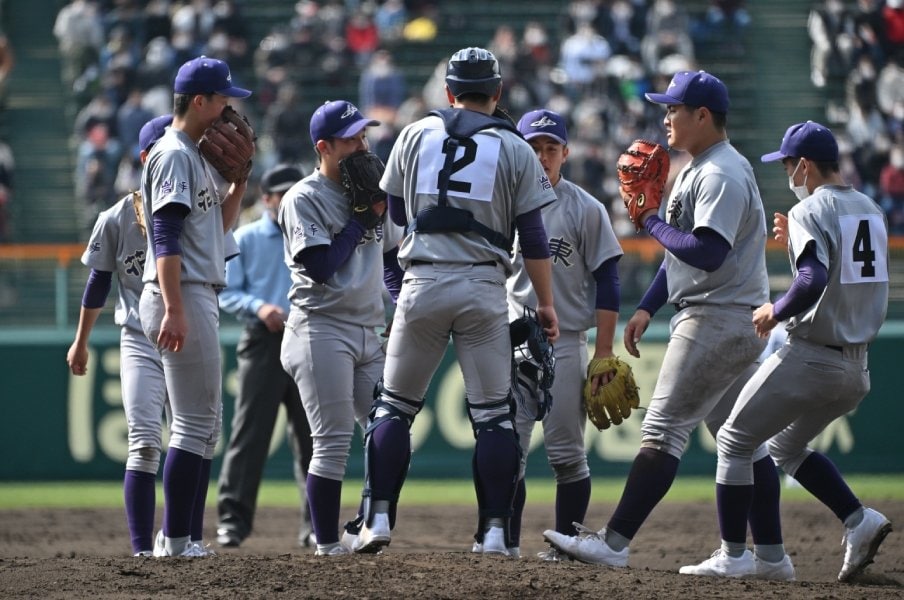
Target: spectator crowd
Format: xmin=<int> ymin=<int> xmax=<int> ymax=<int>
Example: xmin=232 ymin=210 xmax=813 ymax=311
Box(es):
xmin=53 ymin=0 xmax=758 ymax=240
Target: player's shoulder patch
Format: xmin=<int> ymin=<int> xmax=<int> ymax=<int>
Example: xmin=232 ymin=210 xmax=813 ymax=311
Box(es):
xmin=539 ymin=174 xmax=552 ymax=191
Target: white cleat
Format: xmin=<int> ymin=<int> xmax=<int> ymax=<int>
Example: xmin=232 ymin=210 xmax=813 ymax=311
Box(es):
xmin=353 ymin=513 xmax=391 ymax=554
xmin=314 ymin=542 xmax=350 ymax=556
xmin=754 ymin=554 xmax=796 ymax=581
xmin=679 ymin=548 xmax=756 ymax=578
xmin=480 ymin=526 xmax=511 ymax=557
xmin=543 ymin=524 xmax=629 ymax=567
xmin=838 ymin=508 xmax=893 ymax=583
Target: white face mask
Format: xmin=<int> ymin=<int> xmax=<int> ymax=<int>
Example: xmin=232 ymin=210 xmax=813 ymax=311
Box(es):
xmin=788 ymin=159 xmax=809 ymax=200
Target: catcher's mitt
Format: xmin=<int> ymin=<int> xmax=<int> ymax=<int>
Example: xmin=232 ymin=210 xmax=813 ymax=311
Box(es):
xmin=199 ymin=105 xmax=256 ymax=183
xmin=616 ymin=139 xmax=669 ymax=231
xmin=583 ymin=356 xmax=640 ymax=430
xmin=339 ymin=150 xmax=386 ymax=230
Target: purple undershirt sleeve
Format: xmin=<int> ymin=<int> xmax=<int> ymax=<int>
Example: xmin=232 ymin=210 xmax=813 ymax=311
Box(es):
xmin=772 ymin=247 xmax=827 ymax=322
xmin=298 ymin=220 xmax=366 ymax=284
xmin=383 ymin=246 xmax=404 ymax=302
xmin=593 ymin=256 xmax=621 ymax=312
xmin=637 ymin=261 xmax=669 ymax=316
xmin=152 ymin=203 xmax=189 ymax=258
xmin=388 ymin=193 xmax=408 ymax=228
xmin=81 ymin=269 xmax=113 ymax=309
xmin=644 ymin=215 xmax=730 ymax=272
xmin=515 ymin=208 xmax=551 ymax=259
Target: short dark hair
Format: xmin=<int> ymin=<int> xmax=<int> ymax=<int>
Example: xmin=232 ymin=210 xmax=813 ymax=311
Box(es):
xmin=173 ymin=92 xmax=215 ymax=117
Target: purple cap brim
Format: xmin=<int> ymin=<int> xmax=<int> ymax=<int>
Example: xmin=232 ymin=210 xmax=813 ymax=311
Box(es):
xmin=645 ymin=92 xmax=681 ymax=105
xmin=523 ymin=132 xmax=568 ymax=146
xmin=332 ymin=118 xmax=380 ymax=140
xmin=760 ymin=150 xmax=787 ymax=163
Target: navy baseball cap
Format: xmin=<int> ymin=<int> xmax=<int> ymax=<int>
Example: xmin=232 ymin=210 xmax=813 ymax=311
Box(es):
xmin=761 ymin=121 xmax=839 ymax=163
xmin=261 ymin=164 xmax=303 ymax=194
xmin=517 ymin=109 xmax=568 ymax=145
xmin=174 ymin=56 xmax=251 ymax=98
xmin=645 ymin=70 xmax=729 ymax=113
xmin=138 ymin=114 xmax=173 ymax=153
xmin=309 ymin=100 xmax=380 ymax=144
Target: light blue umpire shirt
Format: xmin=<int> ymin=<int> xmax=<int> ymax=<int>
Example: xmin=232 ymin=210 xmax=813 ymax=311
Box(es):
xmin=219 ymin=213 xmax=291 ymax=325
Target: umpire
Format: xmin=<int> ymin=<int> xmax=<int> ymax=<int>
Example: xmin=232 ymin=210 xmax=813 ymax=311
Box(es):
xmin=215 ymin=165 xmax=314 ymax=548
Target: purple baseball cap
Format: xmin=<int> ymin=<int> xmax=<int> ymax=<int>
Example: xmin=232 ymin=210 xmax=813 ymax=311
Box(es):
xmin=517 ymin=109 xmax=568 ymax=145
xmin=309 ymin=100 xmax=380 ymax=144
xmin=138 ymin=114 xmax=173 ymax=153
xmin=645 ymin=70 xmax=729 ymax=113
xmin=173 ymin=56 xmax=251 ymax=98
xmin=761 ymin=121 xmax=839 ymax=163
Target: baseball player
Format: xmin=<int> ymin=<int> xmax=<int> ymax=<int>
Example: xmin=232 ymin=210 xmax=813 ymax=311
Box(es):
xmin=278 ymin=100 xmax=404 ymax=557
xmin=138 ymin=56 xmax=251 ymax=558
xmin=544 ymin=71 xmax=779 ymax=571
xmin=215 ymin=164 xmax=314 ymax=549
xmin=66 ymin=114 xmax=172 ymax=557
xmin=351 ymin=47 xmax=559 ymax=557
xmin=681 ymin=121 xmax=892 ymax=582
xmin=501 ymin=109 xmax=623 ymax=560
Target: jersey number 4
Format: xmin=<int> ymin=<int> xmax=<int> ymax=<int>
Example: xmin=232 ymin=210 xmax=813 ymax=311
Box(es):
xmin=840 ymin=214 xmax=888 ymax=284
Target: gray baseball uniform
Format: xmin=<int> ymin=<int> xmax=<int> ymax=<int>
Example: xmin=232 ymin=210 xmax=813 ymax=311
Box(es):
xmin=381 ymin=112 xmax=555 ymax=416
xmin=646 ymin=140 xmax=771 ymax=459
xmin=139 ymin=126 xmax=226 ymax=460
xmin=508 ymin=176 xmax=622 ymax=481
xmin=85 ymin=194 xmax=166 ymax=474
xmin=278 ymin=170 xmax=402 ymax=482
xmin=717 ymin=184 xmax=889 ymax=484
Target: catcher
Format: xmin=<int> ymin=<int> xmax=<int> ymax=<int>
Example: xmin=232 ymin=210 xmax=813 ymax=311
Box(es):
xmin=499 ymin=109 xmax=630 ymax=561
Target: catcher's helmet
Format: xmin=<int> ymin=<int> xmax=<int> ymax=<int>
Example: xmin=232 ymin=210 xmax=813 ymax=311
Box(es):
xmin=445 ymin=47 xmax=502 ymax=98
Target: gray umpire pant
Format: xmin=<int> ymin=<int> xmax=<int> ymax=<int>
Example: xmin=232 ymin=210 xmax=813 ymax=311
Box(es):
xmin=216 ymin=323 xmax=313 ymax=539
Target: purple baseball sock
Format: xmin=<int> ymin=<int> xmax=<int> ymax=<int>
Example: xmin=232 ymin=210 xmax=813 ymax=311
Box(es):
xmin=124 ymin=469 xmax=156 ymax=553
xmin=510 ymin=478 xmax=526 ymax=546
xmin=749 ymin=455 xmax=783 ymax=545
xmin=474 ymin=429 xmax=519 ymax=517
xmin=190 ymin=458 xmax=212 ymax=542
xmin=307 ymin=474 xmax=342 ymax=544
xmin=556 ymin=477 xmax=591 ymax=535
xmin=717 ymin=483 xmax=753 ymax=544
xmin=792 ymin=452 xmax=861 ymax=522
xmin=162 ymin=448 xmax=203 ymax=539
xmin=607 ymin=448 xmax=680 ymax=540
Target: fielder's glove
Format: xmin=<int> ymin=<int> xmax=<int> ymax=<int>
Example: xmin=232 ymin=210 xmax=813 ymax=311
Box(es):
xmin=616 ymin=139 xmax=669 ymax=231
xmin=339 ymin=150 xmax=386 ymax=230
xmin=199 ymin=105 xmax=256 ymax=184
xmin=583 ymin=356 xmax=640 ymax=430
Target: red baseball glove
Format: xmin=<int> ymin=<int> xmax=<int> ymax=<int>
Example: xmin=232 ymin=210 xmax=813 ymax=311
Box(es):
xmin=616 ymin=139 xmax=669 ymax=231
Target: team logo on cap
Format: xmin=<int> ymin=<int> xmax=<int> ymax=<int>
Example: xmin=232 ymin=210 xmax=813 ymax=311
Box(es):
xmin=531 ymin=116 xmax=558 ymax=129
xmin=342 ymin=103 xmax=358 ymax=119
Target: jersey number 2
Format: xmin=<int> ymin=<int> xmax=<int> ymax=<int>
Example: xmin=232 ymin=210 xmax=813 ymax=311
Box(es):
xmin=439 ymin=138 xmax=477 ymax=194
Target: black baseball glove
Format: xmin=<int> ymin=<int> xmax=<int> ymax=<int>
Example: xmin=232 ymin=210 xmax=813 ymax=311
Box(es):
xmin=338 ymin=150 xmax=387 ymax=230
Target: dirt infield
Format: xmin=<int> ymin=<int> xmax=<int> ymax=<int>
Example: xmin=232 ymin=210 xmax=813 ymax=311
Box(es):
xmin=1 ymin=500 xmax=901 ymax=599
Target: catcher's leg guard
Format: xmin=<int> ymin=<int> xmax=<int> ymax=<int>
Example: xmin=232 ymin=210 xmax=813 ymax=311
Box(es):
xmin=467 ymin=394 xmax=520 ymax=546
xmin=360 ymin=382 xmax=420 ymax=529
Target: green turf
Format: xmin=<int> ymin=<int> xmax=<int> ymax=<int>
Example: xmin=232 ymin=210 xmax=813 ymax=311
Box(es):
xmin=1 ymin=476 xmax=903 ymax=509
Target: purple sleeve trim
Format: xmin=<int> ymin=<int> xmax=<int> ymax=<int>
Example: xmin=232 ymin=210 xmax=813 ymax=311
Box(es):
xmin=382 ymin=246 xmax=404 ymax=302
xmin=772 ymin=249 xmax=827 ymax=322
xmin=645 ymin=215 xmax=730 ymax=272
xmin=82 ymin=269 xmax=113 ymax=309
xmin=637 ymin=262 xmax=668 ymax=316
xmin=388 ymin=193 xmax=408 ymax=227
xmin=592 ymin=256 xmax=621 ymax=312
xmin=152 ymin=203 xmax=189 ymax=258
xmin=298 ymin=220 xmax=366 ymax=284
xmin=516 ymin=207 xmax=551 ymax=259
